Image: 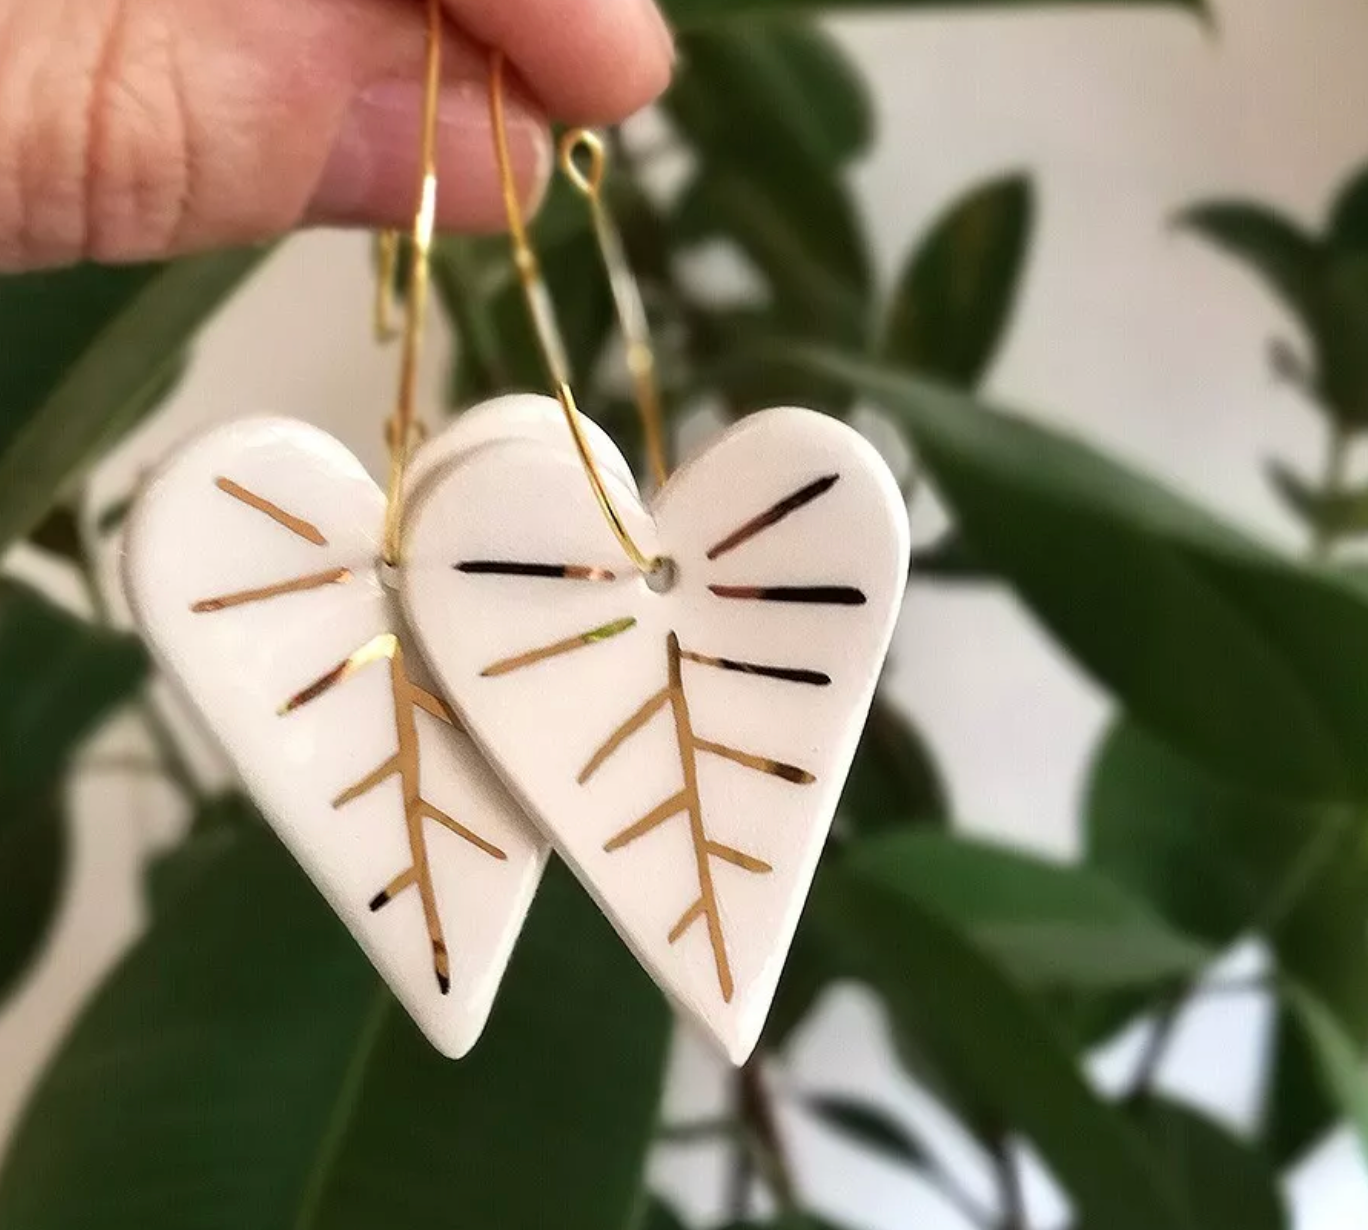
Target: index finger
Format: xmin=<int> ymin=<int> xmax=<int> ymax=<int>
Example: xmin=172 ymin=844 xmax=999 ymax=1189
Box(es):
xmin=445 ymin=0 xmax=675 ymax=123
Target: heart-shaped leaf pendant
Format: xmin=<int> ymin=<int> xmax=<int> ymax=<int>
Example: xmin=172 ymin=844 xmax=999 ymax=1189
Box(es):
xmin=122 ymin=401 xmax=622 ymax=1057
xmin=403 ymin=404 xmax=910 ymax=1062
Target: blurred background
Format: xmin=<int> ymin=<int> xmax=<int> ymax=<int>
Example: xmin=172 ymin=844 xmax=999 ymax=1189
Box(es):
xmin=4 ymin=0 xmax=1368 ymax=1227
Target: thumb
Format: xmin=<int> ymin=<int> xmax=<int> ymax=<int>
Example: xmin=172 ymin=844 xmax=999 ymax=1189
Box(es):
xmin=0 ymin=0 xmax=672 ymax=270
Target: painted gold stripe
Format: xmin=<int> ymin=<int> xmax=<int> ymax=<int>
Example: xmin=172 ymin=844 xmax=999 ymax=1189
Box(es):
xmin=455 ymin=561 xmax=617 ymax=581
xmin=680 ymin=649 xmax=830 ymax=687
xmin=604 ymin=791 xmax=688 ymax=852
xmin=668 ymin=898 xmax=706 ymax=944
xmin=706 ymin=474 xmax=840 ymax=560
xmin=192 ymin=567 xmax=351 ymax=613
xmin=215 ymin=477 xmax=327 ymax=545
xmin=695 ymin=737 xmax=815 ymax=785
xmin=705 ymin=841 xmax=773 ymax=874
xmin=579 ymin=687 xmax=670 ymax=784
xmin=279 ymin=632 xmax=397 ymax=714
xmin=708 ymin=584 xmax=866 ymax=606
xmin=481 ymin=616 xmax=637 ymax=678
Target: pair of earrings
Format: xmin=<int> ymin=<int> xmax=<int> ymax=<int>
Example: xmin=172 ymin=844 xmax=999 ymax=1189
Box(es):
xmin=122 ymin=23 xmax=910 ymax=1066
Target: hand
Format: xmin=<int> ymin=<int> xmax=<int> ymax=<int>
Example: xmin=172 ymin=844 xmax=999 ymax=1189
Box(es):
xmin=0 ymin=0 xmax=675 ymax=270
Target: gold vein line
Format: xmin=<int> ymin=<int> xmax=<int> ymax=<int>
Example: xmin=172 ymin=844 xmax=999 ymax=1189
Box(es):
xmin=278 ymin=633 xmax=398 ymax=715
xmin=603 ymin=790 xmax=688 ymax=852
xmin=393 ymin=648 xmax=450 ymax=996
xmin=578 ymin=687 xmax=670 ymax=784
xmin=421 ymin=803 xmax=508 ymax=861
xmin=668 ymin=898 xmax=706 ymax=944
xmin=706 ymin=474 xmax=840 ymax=560
xmin=411 ymin=685 xmax=457 ymax=727
xmin=279 ymin=632 xmax=505 ymax=996
xmin=481 ymin=616 xmax=637 ymax=678
xmin=705 ymin=841 xmax=772 ymax=874
xmin=680 ymin=649 xmax=831 ymax=687
xmin=191 ymin=567 xmax=351 ymax=613
xmin=667 ymin=631 xmax=735 ymax=1002
xmin=215 ymin=477 xmax=328 ymax=545
xmin=333 ymin=752 xmax=400 ymax=809
xmin=370 ymin=867 xmax=417 ymax=911
xmin=695 ymin=738 xmax=816 ymax=786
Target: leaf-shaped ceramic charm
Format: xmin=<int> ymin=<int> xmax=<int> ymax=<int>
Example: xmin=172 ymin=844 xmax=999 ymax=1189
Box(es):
xmin=403 ymin=405 xmax=910 ymax=1062
xmin=123 ymin=398 xmax=627 ymax=1057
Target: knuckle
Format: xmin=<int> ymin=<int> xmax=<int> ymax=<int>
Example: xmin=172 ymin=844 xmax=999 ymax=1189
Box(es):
xmin=81 ymin=4 xmax=191 ymax=262
xmin=0 ymin=0 xmax=192 ymax=266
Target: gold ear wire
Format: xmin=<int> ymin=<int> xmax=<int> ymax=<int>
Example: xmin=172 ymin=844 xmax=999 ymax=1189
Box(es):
xmin=489 ymin=51 xmax=663 ymax=578
xmin=378 ymin=0 xmax=443 ymax=568
xmin=373 ymin=232 xmax=402 ymax=344
xmin=559 ymin=129 xmax=670 ymax=490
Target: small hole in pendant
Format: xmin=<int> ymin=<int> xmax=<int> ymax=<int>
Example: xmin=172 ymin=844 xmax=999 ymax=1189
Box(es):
xmin=645 ymin=557 xmax=678 ymax=594
xmin=379 ymin=558 xmax=402 ymax=591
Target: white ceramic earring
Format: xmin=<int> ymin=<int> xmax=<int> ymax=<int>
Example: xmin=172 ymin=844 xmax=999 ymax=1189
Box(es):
xmin=401 ymin=398 xmax=910 ymax=1063
xmin=122 ymin=396 xmax=634 ymax=1057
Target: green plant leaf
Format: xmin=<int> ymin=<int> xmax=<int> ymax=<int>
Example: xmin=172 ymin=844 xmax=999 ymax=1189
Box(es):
xmin=802 ymin=352 xmax=1368 ymax=802
xmin=1178 ymin=203 xmax=1322 ymax=332
xmin=1285 ymin=983 xmax=1368 ymax=1167
xmin=0 ymin=582 xmax=146 ymax=1004
xmin=762 ymin=916 xmax=845 ymax=1049
xmin=1263 ymin=1003 xmax=1342 ymax=1164
xmin=671 ymin=22 xmax=871 ymax=169
xmin=1076 ymin=1098 xmax=1287 ymax=1230
xmin=882 ymin=174 xmax=1034 ymax=387
xmin=1086 ymin=722 xmax=1368 ymax=1031
xmin=0 ymin=580 xmax=149 ymax=797
xmin=911 ymin=531 xmax=994 ymax=582
xmin=0 ymin=250 xmax=264 ymax=553
xmin=719 ymin=1220 xmax=853 ymax=1230
xmin=811 ymin=861 xmax=1194 ymax=1230
xmin=0 ymin=793 xmax=63 ymax=1005
xmin=1267 ymin=459 xmax=1368 ymax=540
xmin=673 ymin=172 xmax=868 ymax=347
xmin=666 ymin=25 xmax=871 ymax=345
xmin=839 ymin=698 xmax=948 ymax=834
xmin=26 ymin=504 xmax=84 ymax=564
xmin=439 ymin=177 xmax=616 ymax=407
xmin=805 ymin=1095 xmax=929 ymax=1167
xmin=1314 ymin=254 xmax=1368 ymax=426
xmin=0 ymin=832 xmax=670 ymax=1229
xmin=641 ymin=1197 xmax=690 ymax=1230
xmin=847 ymin=831 xmax=1210 ymax=990
xmin=1330 ymin=163 xmax=1368 ymax=252
xmin=662 ymin=0 xmax=1208 ymax=23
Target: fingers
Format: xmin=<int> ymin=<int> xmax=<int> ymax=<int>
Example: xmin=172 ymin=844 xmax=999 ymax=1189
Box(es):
xmin=0 ymin=0 xmax=674 ymax=270
xmin=442 ymin=0 xmax=675 ymax=122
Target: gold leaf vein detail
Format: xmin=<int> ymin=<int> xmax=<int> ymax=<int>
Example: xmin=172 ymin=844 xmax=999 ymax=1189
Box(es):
xmin=286 ymin=634 xmax=506 ymax=996
xmin=578 ymin=631 xmax=815 ymax=1003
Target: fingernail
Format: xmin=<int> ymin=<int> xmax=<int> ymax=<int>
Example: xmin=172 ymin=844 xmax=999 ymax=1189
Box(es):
xmin=310 ymin=77 xmax=551 ymax=231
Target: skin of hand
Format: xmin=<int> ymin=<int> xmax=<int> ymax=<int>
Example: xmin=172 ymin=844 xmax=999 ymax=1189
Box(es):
xmin=0 ymin=0 xmax=675 ymax=270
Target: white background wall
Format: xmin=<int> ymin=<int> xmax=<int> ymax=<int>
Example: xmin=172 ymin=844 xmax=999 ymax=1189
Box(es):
xmin=3 ymin=0 xmax=1368 ymax=1224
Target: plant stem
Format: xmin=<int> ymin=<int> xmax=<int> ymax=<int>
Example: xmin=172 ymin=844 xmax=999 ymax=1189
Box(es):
xmin=992 ymin=1133 xmax=1028 ymax=1230
xmin=735 ymin=1056 xmax=801 ymax=1215
xmin=726 ymin=1114 xmax=756 ymax=1222
xmin=1311 ymin=424 xmax=1351 ymax=560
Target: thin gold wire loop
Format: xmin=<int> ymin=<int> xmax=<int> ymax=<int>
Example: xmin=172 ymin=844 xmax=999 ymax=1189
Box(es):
xmin=373 ymin=232 xmax=402 ymax=343
xmin=559 ymin=128 xmax=669 ymax=489
xmin=380 ymin=0 xmax=443 ymax=567
xmin=489 ymin=52 xmax=662 ymax=576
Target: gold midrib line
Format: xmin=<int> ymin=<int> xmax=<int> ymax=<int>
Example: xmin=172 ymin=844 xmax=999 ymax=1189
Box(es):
xmin=666 ymin=632 xmax=734 ymax=1003
xmin=291 ymin=985 xmax=391 ymax=1230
